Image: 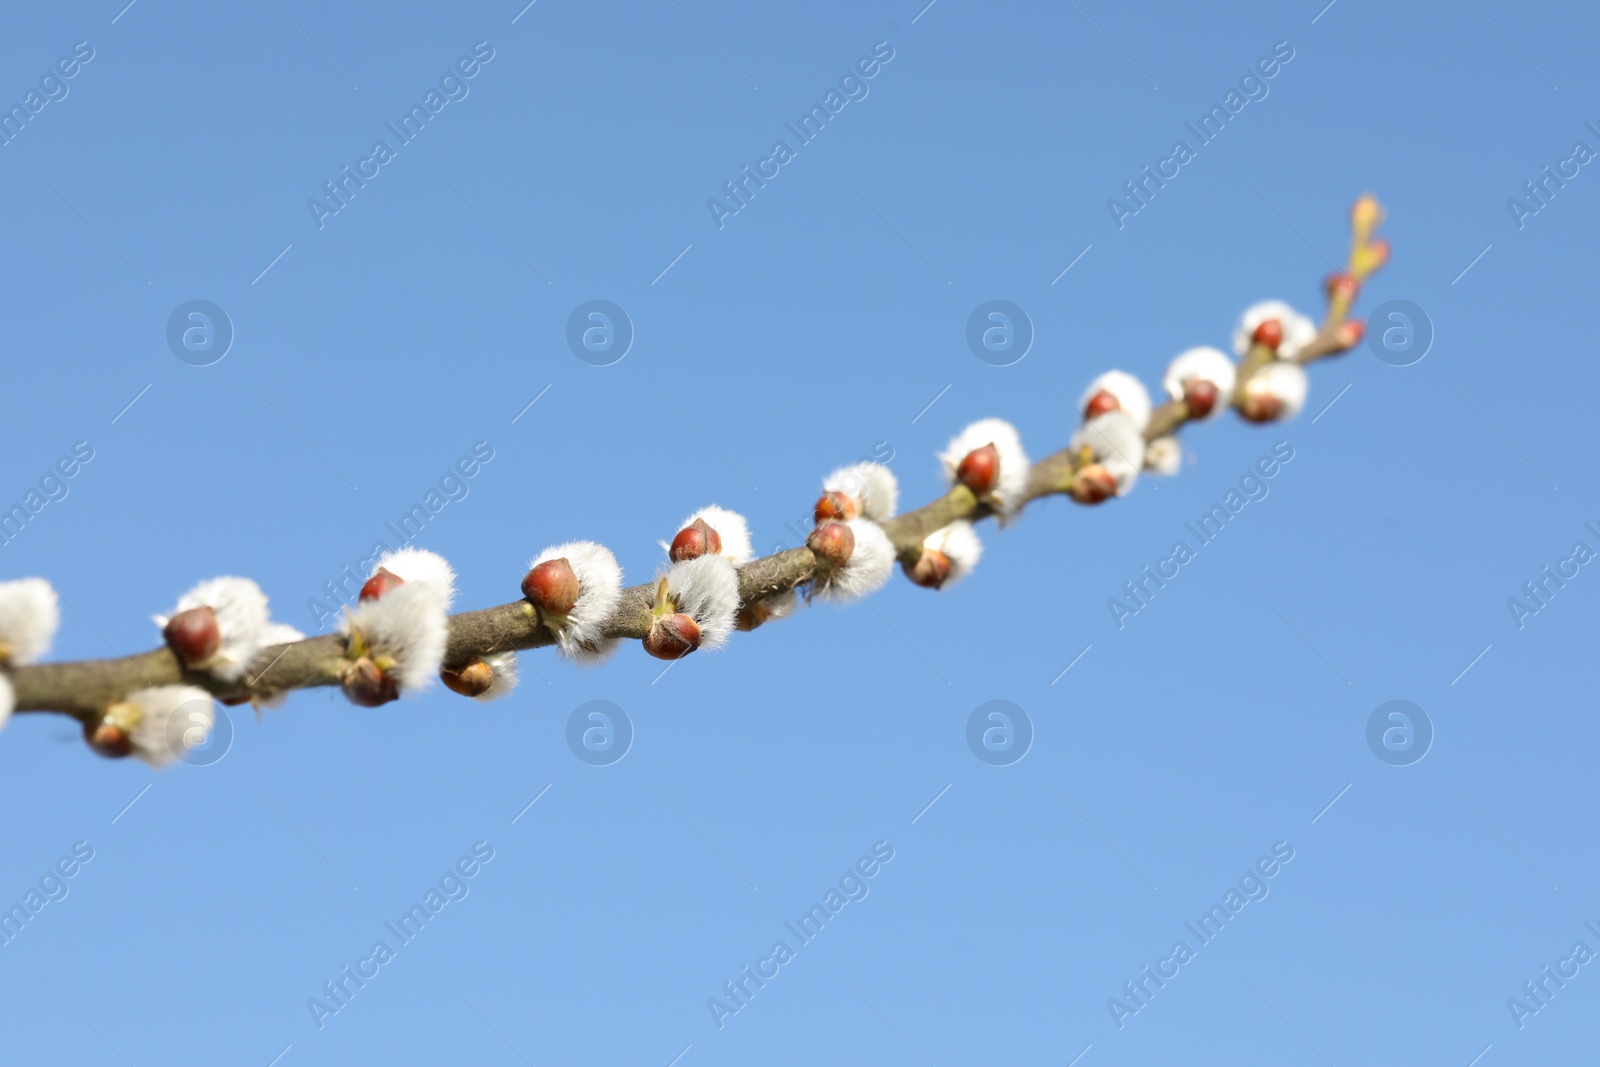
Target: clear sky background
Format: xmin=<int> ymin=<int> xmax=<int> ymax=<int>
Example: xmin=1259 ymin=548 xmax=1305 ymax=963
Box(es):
xmin=1 ymin=1 xmax=1596 ymax=1064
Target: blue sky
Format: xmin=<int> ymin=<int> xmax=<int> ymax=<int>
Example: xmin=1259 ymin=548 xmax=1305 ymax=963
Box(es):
xmin=1 ymin=1 xmax=1596 ymax=1064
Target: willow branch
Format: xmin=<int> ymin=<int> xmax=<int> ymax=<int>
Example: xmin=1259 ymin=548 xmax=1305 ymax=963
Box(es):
xmin=6 ymin=470 xmax=1051 ymax=720
xmin=5 ymin=197 xmax=1387 ymax=726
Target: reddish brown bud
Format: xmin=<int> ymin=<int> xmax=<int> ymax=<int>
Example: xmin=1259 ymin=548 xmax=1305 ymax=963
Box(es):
xmin=84 ymin=718 xmax=134 ymax=759
xmin=1325 ymin=271 xmax=1359 ymax=303
xmin=905 ymin=548 xmax=952 ymax=589
xmin=813 ymin=490 xmax=857 ymax=523
xmin=956 ymin=443 xmax=1000 ymax=497
xmin=359 ymin=567 xmax=405 ymax=602
xmin=1183 ymin=379 xmax=1220 ymax=419
xmin=219 ymin=694 xmax=252 ymax=707
xmin=1084 ymin=389 xmax=1121 ymax=419
xmin=1335 ymin=319 xmax=1365 ymax=347
xmin=341 ymin=657 xmax=399 ymax=707
xmin=441 ymin=659 xmax=495 ymax=697
xmin=1239 ymin=391 xmax=1283 ymax=424
xmin=1069 ymin=464 xmax=1119 ymax=505
xmin=163 ymin=605 xmax=220 ymax=667
xmin=1251 ymin=318 xmax=1284 ymax=351
xmin=521 ymin=557 xmax=580 ymax=617
xmin=644 ymin=613 xmax=701 ymax=660
xmin=668 ymin=517 xmax=722 ymax=563
xmin=807 ymin=521 xmax=855 ymax=570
